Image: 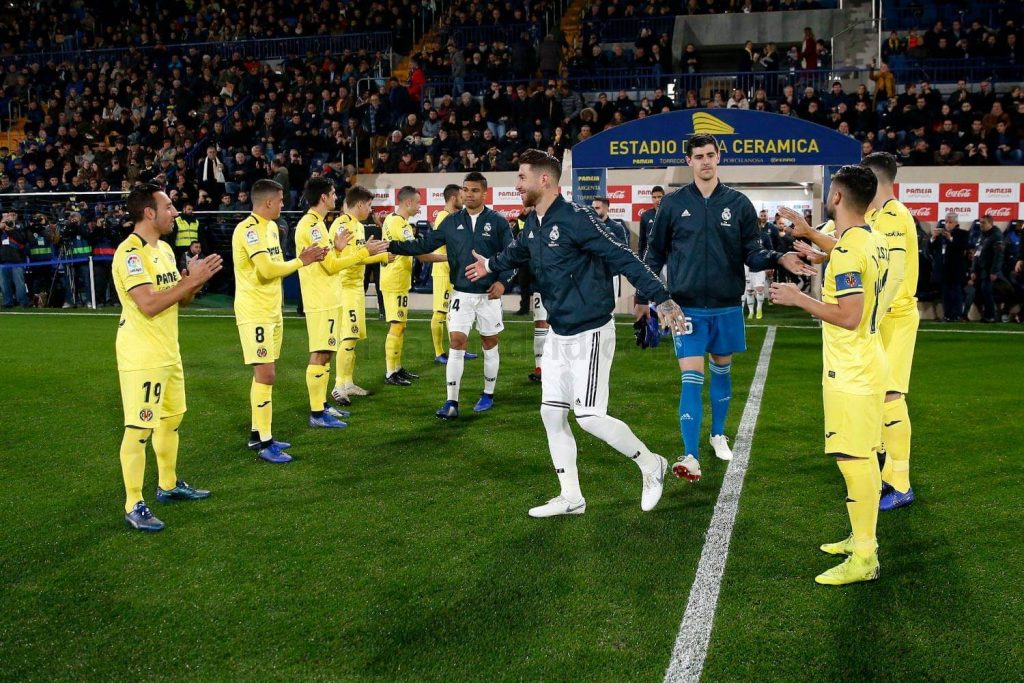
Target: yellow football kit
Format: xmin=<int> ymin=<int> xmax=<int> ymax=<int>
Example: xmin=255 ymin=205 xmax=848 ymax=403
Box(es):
xmin=431 ymin=209 xmax=454 ymax=314
xmin=380 ymin=213 xmax=415 ymax=323
xmin=821 ymin=225 xmax=890 ymax=458
xmin=112 ymin=232 xmax=188 ymax=511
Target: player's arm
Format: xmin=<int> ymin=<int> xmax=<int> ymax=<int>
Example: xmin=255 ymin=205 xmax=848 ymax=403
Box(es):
xmin=493 ymin=216 xmax=517 ymax=289
xmin=252 ymin=248 xmax=326 ymax=279
xmin=878 ymin=216 xmax=907 ymax=311
xmin=128 ymin=255 xmax=223 ymax=317
xmin=387 ymin=217 xmax=445 ymax=256
xmin=642 ymin=199 xmax=672 ymax=275
xmin=778 ymin=207 xmax=838 ymax=254
xmin=467 ymin=227 xmax=530 ymax=277
xmin=321 ymin=224 xmax=370 ymax=274
xmin=576 ymin=207 xmax=671 ymax=305
xmin=770 ymin=283 xmax=864 ymax=330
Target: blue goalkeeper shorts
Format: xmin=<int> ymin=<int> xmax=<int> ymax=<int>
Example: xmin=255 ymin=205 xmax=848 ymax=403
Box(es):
xmin=673 ymin=306 xmax=747 ymax=359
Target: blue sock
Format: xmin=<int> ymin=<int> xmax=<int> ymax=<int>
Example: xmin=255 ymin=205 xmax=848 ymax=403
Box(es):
xmin=679 ymin=371 xmax=704 ymax=459
xmin=709 ymin=361 xmax=732 ymax=436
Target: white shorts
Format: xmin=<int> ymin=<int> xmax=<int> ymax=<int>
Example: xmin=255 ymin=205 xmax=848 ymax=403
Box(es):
xmin=744 ymin=265 xmax=766 ymax=289
xmin=541 ymin=318 xmax=615 ymax=417
xmin=448 ymin=290 xmax=504 ymax=336
xmin=532 ymin=292 xmax=548 ymax=322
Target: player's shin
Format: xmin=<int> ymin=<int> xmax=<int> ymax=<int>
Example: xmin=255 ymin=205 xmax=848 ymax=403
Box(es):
xmin=251 ymin=379 xmax=274 ymax=443
xmin=577 ymin=413 xmax=658 ymax=470
xmin=152 ymin=414 xmax=182 ymax=491
xmin=883 ymin=397 xmax=912 ymax=492
xmin=709 ymin=361 xmax=732 ymax=437
xmin=336 ymin=343 xmax=356 ymax=389
xmin=837 ymin=456 xmax=880 ymax=559
xmin=483 ymin=345 xmax=499 ymax=394
xmin=679 ymin=371 xmax=704 ymax=458
xmin=306 ymin=364 xmax=329 ymax=413
xmin=533 ymin=328 xmax=548 ymax=366
xmin=541 ymin=403 xmax=582 ymax=500
xmin=447 ymin=349 xmax=465 ymax=401
xmin=120 ymin=427 xmax=152 ymax=512
xmin=430 ymin=311 xmax=446 ymax=357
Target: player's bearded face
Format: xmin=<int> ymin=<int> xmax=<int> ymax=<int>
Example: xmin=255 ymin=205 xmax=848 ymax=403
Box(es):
xmin=155 ymin=191 xmax=177 ymax=235
xmin=516 ymin=167 xmax=541 ymax=207
xmin=825 ymin=187 xmax=839 ymax=220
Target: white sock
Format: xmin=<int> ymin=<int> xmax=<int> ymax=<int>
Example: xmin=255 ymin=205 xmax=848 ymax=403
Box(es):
xmin=533 ymin=327 xmax=548 ymax=367
xmin=483 ymin=345 xmax=499 ymax=394
xmin=745 ymin=290 xmax=755 ymax=312
xmin=756 ymin=289 xmax=764 ymax=312
xmin=446 ymin=349 xmax=465 ymax=402
xmin=577 ymin=413 xmax=657 ymax=470
xmin=541 ymin=403 xmax=582 ymax=500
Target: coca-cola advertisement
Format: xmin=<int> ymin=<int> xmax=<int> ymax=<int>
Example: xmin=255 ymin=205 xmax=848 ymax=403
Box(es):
xmin=979 ymin=203 xmax=1018 ymax=220
xmin=493 ymin=206 xmax=523 ymax=222
xmin=606 ymin=185 xmax=632 ymax=203
xmin=633 ymin=204 xmax=655 ymax=220
xmin=939 ymin=183 xmax=978 ymax=202
xmin=904 ymin=203 xmax=938 ymax=221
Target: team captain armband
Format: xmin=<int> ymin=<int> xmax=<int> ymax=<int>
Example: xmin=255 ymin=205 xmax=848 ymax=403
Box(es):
xmin=834 ymin=271 xmax=863 ymax=294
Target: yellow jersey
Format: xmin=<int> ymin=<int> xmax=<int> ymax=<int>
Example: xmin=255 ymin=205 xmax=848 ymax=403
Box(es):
xmin=333 ymin=213 xmax=389 ymax=290
xmin=821 ymin=225 xmax=890 ymax=395
xmin=232 ymin=213 xmax=288 ymax=324
xmin=380 ymin=213 xmax=415 ymax=292
xmin=295 ymin=208 xmax=344 ymax=312
xmin=431 ymin=209 xmax=451 ymax=279
xmin=866 ymin=198 xmax=918 ymax=316
xmin=112 ymin=233 xmax=181 ymax=372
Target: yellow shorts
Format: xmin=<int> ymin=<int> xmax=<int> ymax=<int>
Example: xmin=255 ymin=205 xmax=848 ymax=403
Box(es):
xmin=823 ymin=388 xmax=884 ymax=459
xmin=238 ymin=319 xmax=283 ymax=364
xmin=382 ymin=289 xmax=409 ymax=324
xmin=879 ymin=308 xmax=919 ymax=395
xmin=432 ymin=275 xmax=453 ymax=315
xmin=119 ymin=363 xmax=186 ymax=428
xmin=305 ymin=307 xmax=341 ymax=353
xmin=341 ymin=286 xmax=366 ymax=341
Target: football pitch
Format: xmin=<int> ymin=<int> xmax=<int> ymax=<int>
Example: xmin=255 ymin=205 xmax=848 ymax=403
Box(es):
xmin=1 ymin=307 xmax=1021 ymax=681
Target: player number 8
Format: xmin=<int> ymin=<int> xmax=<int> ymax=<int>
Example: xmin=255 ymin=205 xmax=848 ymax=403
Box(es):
xmin=255 ymin=326 xmax=265 ymax=343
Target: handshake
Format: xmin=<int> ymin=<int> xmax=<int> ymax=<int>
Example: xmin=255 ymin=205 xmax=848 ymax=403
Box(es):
xmin=295 ymin=233 xmax=392 ymax=265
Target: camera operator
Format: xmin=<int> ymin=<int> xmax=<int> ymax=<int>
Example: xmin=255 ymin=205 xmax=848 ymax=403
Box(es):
xmin=0 ymin=210 xmax=30 ymax=308
xmin=58 ymin=211 xmax=94 ymax=308
xmin=87 ymin=213 xmax=119 ymax=306
xmin=26 ymin=214 xmax=56 ymax=306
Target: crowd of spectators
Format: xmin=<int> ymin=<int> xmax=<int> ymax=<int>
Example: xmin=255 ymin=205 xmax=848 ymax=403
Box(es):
xmin=881 ymin=17 xmax=1022 ymax=63
xmin=0 ymin=0 xmax=421 ymax=56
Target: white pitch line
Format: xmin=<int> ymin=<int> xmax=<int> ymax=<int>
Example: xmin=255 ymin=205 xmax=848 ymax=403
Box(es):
xmin=2 ymin=310 xmax=1022 ymax=335
xmin=664 ymin=326 xmax=777 ymax=683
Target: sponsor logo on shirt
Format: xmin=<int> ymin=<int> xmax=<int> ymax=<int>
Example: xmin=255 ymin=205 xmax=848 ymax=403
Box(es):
xmin=126 ymin=253 xmax=144 ymax=276
xmin=245 ymin=228 xmax=259 ymax=245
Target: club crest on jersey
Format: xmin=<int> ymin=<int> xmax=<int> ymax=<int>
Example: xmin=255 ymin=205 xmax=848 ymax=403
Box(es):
xmin=139 ymin=408 xmax=154 ymax=422
xmin=549 ymin=225 xmax=559 ymax=242
xmin=482 ymin=222 xmax=492 ymax=236
xmin=721 ymin=208 xmax=732 ymax=224
xmin=328 ymin=337 xmax=336 ymax=346
xmin=256 ymin=347 xmax=268 ymax=358
xmin=351 ymin=325 xmax=359 ymax=334
xmin=126 ymin=253 xmax=144 ymax=275
xmin=245 ymin=228 xmax=259 ymax=245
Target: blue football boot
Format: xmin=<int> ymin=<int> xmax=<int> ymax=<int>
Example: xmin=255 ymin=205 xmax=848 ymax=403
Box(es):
xmin=473 ymin=393 xmax=494 ymax=413
xmin=879 ymin=486 xmax=914 ymax=511
xmin=156 ymin=480 xmax=211 ymax=503
xmin=258 ymin=443 xmax=293 ymax=464
xmin=124 ymin=501 xmax=165 ymax=532
xmin=436 ymin=400 xmax=459 ymax=420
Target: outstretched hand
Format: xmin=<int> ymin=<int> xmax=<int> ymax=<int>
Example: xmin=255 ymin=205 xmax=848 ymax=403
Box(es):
xmin=792 ymin=240 xmax=828 ymax=265
xmin=465 ymin=249 xmax=489 ymax=282
xmin=777 ymin=206 xmax=814 ymax=238
xmin=365 ymin=237 xmax=389 ymax=255
xmin=778 ymin=252 xmax=818 ymax=276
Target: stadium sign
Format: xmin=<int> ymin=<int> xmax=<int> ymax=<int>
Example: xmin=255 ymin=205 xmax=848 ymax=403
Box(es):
xmin=572 ymin=109 xmax=862 ymax=167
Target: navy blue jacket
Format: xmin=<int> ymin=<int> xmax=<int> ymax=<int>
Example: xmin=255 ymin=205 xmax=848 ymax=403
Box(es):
xmin=603 ymin=217 xmax=629 ymax=246
xmin=388 ymin=206 xmax=515 ymax=293
xmin=488 ymin=195 xmax=670 ymax=336
xmin=644 ymin=181 xmax=783 ymax=308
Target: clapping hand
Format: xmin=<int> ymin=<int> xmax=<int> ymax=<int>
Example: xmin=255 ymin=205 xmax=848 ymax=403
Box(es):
xmin=299 ymin=245 xmax=329 ymax=265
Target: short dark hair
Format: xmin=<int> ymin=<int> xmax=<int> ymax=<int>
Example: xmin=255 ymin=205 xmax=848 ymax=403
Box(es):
xmin=831 ymin=165 xmax=878 ymax=214
xmin=251 ymin=178 xmax=284 ymax=204
xmin=518 ymin=148 xmax=562 ymax=181
xmin=303 ymin=176 xmax=335 ymax=207
xmin=686 ymin=134 xmax=718 ymax=155
xmin=592 ymin=197 xmax=610 ymax=208
xmin=463 ymin=171 xmax=488 ymax=188
xmin=651 ymin=185 xmax=665 ymax=195
xmin=397 ymin=185 xmax=419 ymax=203
xmin=443 ymin=183 xmax=461 ymax=202
xmin=860 ymin=151 xmax=899 ymax=183
xmin=345 ymin=185 xmax=374 ymax=206
xmin=126 ymin=182 xmax=163 ymax=222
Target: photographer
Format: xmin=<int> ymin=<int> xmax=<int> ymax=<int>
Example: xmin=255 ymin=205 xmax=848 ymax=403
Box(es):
xmin=86 ymin=214 xmax=118 ymax=306
xmin=0 ymin=211 xmax=30 ymax=307
xmin=58 ymin=211 xmax=93 ymax=308
xmin=932 ymin=213 xmax=971 ymax=322
xmin=26 ymin=215 xmax=56 ymax=306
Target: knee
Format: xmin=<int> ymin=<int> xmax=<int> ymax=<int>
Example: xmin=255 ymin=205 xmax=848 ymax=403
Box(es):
xmin=481 ymin=336 xmax=499 ymax=350
xmin=254 ymin=363 xmax=276 ymax=384
xmin=390 ymin=322 xmax=406 ymax=336
xmin=449 ymin=333 xmax=468 ymax=350
xmin=575 ymin=412 xmax=610 ymax=437
xmin=541 ymin=402 xmax=569 ymax=429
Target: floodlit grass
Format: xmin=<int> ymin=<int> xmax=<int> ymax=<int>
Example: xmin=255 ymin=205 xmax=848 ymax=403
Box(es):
xmin=0 ymin=306 xmax=1020 ymax=681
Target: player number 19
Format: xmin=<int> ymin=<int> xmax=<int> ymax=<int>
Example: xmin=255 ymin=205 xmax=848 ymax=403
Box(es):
xmin=142 ymin=381 xmax=162 ymax=403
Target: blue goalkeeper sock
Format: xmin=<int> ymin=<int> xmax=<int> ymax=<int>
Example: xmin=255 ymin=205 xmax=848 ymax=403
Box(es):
xmin=709 ymin=361 xmax=732 ymax=436
xmin=679 ymin=370 xmax=704 ymax=459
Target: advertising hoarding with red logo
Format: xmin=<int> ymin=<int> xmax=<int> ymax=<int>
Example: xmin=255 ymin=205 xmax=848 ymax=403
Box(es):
xmin=939 ymin=183 xmax=978 ymax=201
xmin=979 ymin=203 xmax=1018 ymax=220
xmin=904 ymin=203 xmax=938 ymax=221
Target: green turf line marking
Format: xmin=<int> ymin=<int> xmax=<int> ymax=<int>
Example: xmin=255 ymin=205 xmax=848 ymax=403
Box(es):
xmin=664 ymin=326 xmax=777 ymax=683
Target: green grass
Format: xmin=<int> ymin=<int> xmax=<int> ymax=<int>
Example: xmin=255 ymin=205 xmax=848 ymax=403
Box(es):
xmin=0 ymin=308 xmax=1021 ymax=681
